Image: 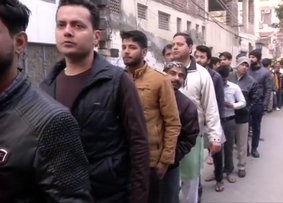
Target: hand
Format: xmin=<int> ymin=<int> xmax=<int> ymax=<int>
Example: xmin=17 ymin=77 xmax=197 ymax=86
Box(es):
xmin=155 ymin=162 xmax=169 ymax=179
xmin=225 ymin=102 xmax=234 ymax=109
xmin=210 ymin=141 xmax=221 ymax=155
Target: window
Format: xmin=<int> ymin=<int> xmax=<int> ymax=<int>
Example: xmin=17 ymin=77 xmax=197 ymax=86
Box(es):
xmin=202 ymin=26 xmax=206 ymax=40
xmin=261 ymin=8 xmax=272 ymax=25
xmin=177 ymin=17 xmax=182 ymax=32
xmin=158 ymin=11 xmax=170 ymax=30
xmin=109 ymin=0 xmax=121 ymax=15
xmin=187 ymin=21 xmax=191 ymax=33
xmin=196 ymin=24 xmax=199 ymax=38
xmin=41 ymin=0 xmax=55 ymax=3
xmin=137 ymin=3 xmax=147 ymax=20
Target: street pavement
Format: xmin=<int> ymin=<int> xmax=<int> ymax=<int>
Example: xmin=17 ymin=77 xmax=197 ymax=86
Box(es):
xmin=201 ymin=109 xmax=283 ymax=203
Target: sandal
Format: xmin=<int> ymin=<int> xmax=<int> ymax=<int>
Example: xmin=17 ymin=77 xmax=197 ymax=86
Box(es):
xmin=205 ymin=174 xmax=215 ymax=182
xmin=215 ymin=181 xmax=224 ymax=192
xmin=226 ymin=173 xmax=237 ymax=183
xmin=206 ymin=156 xmax=214 ymax=165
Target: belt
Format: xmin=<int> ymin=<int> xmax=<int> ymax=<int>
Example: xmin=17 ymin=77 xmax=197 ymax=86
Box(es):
xmin=221 ymin=115 xmax=235 ymax=122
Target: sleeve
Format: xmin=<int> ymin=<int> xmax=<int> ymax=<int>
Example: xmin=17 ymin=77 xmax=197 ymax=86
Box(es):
xmin=214 ymin=76 xmax=225 ymax=118
xmin=158 ymin=77 xmax=181 ymax=164
xmin=117 ymin=73 xmax=149 ymax=203
xmin=175 ymin=98 xmax=199 ymax=163
xmin=248 ymin=81 xmax=259 ymax=110
xmin=34 ymin=111 xmax=94 ymax=203
xmin=232 ymin=84 xmax=246 ymax=109
xmin=263 ymin=72 xmax=273 ymax=110
xmin=200 ymin=71 xmax=222 ymax=143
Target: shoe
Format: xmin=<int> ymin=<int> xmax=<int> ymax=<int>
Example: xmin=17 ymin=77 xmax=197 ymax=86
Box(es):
xmin=238 ymin=169 xmax=246 ymax=178
xmin=251 ymin=149 xmax=260 ymax=158
xmin=276 ymin=107 xmax=280 ymax=111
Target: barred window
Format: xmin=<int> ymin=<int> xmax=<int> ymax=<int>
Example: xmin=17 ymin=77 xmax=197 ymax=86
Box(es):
xmin=187 ymin=21 xmax=191 ymax=33
xmin=177 ymin=17 xmax=181 ymax=32
xmin=137 ymin=3 xmax=147 ymax=20
xmin=109 ymin=0 xmax=121 ymax=15
xmin=158 ymin=11 xmax=170 ymax=30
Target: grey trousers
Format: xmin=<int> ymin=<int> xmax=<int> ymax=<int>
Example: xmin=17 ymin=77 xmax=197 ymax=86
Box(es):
xmin=236 ymin=122 xmax=249 ymax=170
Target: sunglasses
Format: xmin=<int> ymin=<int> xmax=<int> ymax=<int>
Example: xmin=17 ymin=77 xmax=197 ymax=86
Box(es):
xmin=164 ymin=61 xmax=186 ymax=70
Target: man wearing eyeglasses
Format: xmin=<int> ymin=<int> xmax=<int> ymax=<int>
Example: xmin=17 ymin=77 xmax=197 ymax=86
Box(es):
xmin=0 ymin=0 xmax=93 ymax=202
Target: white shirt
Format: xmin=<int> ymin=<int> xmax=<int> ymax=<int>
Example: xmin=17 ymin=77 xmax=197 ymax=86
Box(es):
xmin=223 ymin=81 xmax=246 ymax=118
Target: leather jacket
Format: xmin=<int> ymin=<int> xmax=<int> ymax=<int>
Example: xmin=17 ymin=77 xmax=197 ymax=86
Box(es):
xmin=0 ymin=71 xmax=93 ymax=203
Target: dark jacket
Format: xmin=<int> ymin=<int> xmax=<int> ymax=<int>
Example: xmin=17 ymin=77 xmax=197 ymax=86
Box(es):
xmin=40 ymin=53 xmax=149 ymax=203
xmin=0 ymin=71 xmax=92 ymax=203
xmin=228 ymin=71 xmax=259 ymax=123
xmin=170 ymin=90 xmax=199 ymax=168
xmin=248 ymin=65 xmax=272 ymax=110
xmin=207 ymin=68 xmax=225 ymax=118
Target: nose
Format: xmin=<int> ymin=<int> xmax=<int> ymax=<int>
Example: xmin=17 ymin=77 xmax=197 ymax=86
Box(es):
xmin=63 ymin=24 xmax=74 ymax=37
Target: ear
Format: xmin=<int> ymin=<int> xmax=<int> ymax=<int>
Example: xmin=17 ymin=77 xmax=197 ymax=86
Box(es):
xmin=93 ymin=30 xmax=101 ymax=47
xmin=14 ymin=32 xmax=27 ymax=56
xmin=142 ymin=48 xmax=148 ymax=58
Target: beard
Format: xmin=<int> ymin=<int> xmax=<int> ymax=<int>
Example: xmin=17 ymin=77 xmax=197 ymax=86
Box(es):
xmin=123 ymin=57 xmax=143 ymax=68
xmin=0 ymin=49 xmax=14 ymax=78
xmin=250 ymin=61 xmax=259 ymax=70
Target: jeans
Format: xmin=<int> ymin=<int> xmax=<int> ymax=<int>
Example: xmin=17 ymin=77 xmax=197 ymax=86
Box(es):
xmin=160 ymin=167 xmax=180 ymax=203
xmin=250 ymin=103 xmax=264 ymax=150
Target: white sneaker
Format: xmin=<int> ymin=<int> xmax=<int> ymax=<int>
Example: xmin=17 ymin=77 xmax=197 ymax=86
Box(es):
xmin=276 ymin=107 xmax=280 ymax=111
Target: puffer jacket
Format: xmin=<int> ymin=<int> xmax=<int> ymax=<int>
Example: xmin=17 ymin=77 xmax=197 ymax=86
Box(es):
xmin=0 ymin=71 xmax=92 ymax=203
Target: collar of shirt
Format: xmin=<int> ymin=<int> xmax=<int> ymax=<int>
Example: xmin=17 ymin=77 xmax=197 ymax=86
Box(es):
xmin=125 ymin=62 xmax=148 ymax=79
xmin=186 ymin=56 xmax=197 ymax=71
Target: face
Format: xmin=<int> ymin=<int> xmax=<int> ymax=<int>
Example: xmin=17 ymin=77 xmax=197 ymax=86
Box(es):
xmin=274 ymin=63 xmax=280 ymax=72
xmin=212 ymin=61 xmax=220 ymax=71
xmin=55 ymin=5 xmax=100 ymax=58
xmin=249 ymin=55 xmax=258 ymax=65
xmin=0 ymin=19 xmax=27 ymax=78
xmin=220 ymin=56 xmax=231 ymax=66
xmin=237 ymin=62 xmax=249 ymax=75
xmin=122 ymin=38 xmax=147 ymax=67
xmin=172 ymin=36 xmax=192 ymax=61
xmin=166 ymin=66 xmax=186 ymax=90
xmin=163 ymin=48 xmax=173 ymax=63
xmin=194 ymin=50 xmax=209 ymax=67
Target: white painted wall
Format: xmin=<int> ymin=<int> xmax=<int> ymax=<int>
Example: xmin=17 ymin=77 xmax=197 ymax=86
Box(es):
xmin=20 ymin=0 xmax=58 ymax=44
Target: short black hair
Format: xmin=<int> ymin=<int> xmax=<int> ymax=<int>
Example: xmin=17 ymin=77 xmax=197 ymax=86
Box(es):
xmin=57 ymin=0 xmax=99 ymax=29
xmin=162 ymin=44 xmax=173 ymax=56
xmin=0 ymin=0 xmax=31 ymax=36
xmin=210 ymin=57 xmax=221 ymax=65
xmin=219 ymin=51 xmax=232 ymax=60
xmin=217 ymin=65 xmax=230 ymax=78
xmin=196 ymin=45 xmax=212 ymax=60
xmin=120 ymin=30 xmax=148 ymax=49
xmin=262 ymin=58 xmax=272 ymax=68
xmin=173 ymin=32 xmax=193 ymax=46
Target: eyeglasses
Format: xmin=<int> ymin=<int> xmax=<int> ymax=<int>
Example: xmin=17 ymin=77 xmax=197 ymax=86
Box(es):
xmin=0 ymin=0 xmax=19 ymax=7
xmin=164 ymin=61 xmax=186 ymax=70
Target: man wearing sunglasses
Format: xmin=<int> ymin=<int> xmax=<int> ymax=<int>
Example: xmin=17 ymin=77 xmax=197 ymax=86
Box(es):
xmin=0 ymin=0 xmax=93 ymax=202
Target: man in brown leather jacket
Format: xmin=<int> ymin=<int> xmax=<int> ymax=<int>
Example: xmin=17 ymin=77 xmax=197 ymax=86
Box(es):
xmin=121 ymin=30 xmax=181 ymax=203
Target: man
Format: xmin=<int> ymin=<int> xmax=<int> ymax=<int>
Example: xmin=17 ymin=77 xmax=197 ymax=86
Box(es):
xmin=172 ymin=33 xmax=222 ymax=203
xmin=248 ymin=49 xmax=272 ymax=157
xmin=121 ymin=30 xmax=181 ymax=203
xmin=217 ymin=65 xmax=246 ymax=183
xmin=219 ymin=51 xmax=233 ymax=72
xmin=228 ymin=56 xmax=258 ymax=177
xmin=162 ymin=61 xmax=199 ymax=203
xmin=41 ymin=1 xmax=149 ymax=203
xmin=210 ymin=56 xmax=221 ymax=71
xmin=194 ymin=45 xmax=225 ymax=192
xmin=262 ymin=58 xmax=275 ymax=112
xmin=0 ymin=1 xmax=92 ymax=202
xmin=273 ymin=61 xmax=282 ymax=110
xmin=162 ymin=44 xmax=174 ymax=64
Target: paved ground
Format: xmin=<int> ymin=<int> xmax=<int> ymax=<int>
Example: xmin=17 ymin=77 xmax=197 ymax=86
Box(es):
xmin=201 ymin=110 xmax=283 ymax=203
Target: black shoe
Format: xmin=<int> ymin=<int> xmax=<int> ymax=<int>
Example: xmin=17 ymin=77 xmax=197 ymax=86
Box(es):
xmin=238 ymin=169 xmax=246 ymax=178
xmin=251 ymin=149 xmax=260 ymax=158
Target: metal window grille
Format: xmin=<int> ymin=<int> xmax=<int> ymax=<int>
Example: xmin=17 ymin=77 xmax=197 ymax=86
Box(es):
xmin=137 ymin=3 xmax=147 ymax=20
xmin=109 ymin=0 xmax=121 ymax=15
xmin=158 ymin=11 xmax=170 ymax=30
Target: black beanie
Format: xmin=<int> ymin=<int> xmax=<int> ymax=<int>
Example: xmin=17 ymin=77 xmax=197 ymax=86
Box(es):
xmin=249 ymin=49 xmax=262 ymax=61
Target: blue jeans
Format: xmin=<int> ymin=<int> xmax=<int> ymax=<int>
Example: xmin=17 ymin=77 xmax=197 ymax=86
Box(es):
xmin=160 ymin=167 xmax=180 ymax=203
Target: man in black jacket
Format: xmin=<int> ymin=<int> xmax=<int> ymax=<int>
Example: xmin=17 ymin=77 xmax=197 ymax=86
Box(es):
xmin=0 ymin=0 xmax=93 ymax=202
xmin=228 ymin=56 xmax=259 ymax=177
xmin=161 ymin=61 xmax=199 ymax=203
xmin=40 ymin=1 xmax=149 ymax=203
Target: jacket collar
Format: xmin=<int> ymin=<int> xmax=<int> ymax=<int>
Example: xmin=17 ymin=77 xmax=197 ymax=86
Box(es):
xmin=125 ymin=62 xmax=149 ymax=79
xmin=0 ymin=70 xmax=30 ymax=110
xmin=44 ymin=52 xmax=114 ymax=86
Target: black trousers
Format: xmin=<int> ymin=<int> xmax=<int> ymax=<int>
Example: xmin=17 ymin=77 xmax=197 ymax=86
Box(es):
xmin=250 ymin=103 xmax=264 ymax=150
xmin=212 ymin=149 xmax=223 ymax=182
xmin=148 ymin=168 xmax=161 ymax=203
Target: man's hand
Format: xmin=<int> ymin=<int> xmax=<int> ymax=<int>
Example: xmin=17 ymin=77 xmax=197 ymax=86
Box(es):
xmin=225 ymin=102 xmax=234 ymax=109
xmin=210 ymin=141 xmax=221 ymax=155
xmin=156 ymin=162 xmax=169 ymax=179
